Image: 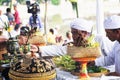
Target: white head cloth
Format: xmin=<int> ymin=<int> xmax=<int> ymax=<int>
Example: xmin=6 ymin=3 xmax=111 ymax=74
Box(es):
xmin=70 ymin=18 xmax=93 ymax=32
xmin=104 ymin=15 xmax=120 ymax=29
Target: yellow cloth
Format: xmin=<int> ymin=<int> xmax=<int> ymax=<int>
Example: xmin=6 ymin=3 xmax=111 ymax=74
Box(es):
xmin=47 ymin=32 xmax=56 ymax=44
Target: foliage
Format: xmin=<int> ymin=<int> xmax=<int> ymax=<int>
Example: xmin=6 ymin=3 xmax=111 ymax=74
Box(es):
xmin=86 ymin=34 xmax=99 ymax=48
xmin=87 ymin=66 xmax=109 ymax=73
xmin=51 ymin=0 xmax=61 ymax=5
xmin=53 ymin=55 xmax=76 ymax=71
xmin=0 ymin=59 xmax=10 ymax=64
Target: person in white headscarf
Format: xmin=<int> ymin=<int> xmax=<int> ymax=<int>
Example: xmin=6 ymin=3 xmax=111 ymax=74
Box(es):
xmin=29 ymin=18 xmax=114 ymax=59
xmin=88 ymin=15 xmax=120 ymax=76
xmin=30 ymin=18 xmax=115 ymax=71
xmin=30 ymin=18 xmax=94 ymax=56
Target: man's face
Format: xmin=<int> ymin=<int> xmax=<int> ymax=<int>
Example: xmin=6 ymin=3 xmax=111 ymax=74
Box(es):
xmin=71 ymin=28 xmax=90 ymax=47
xmin=105 ymin=29 xmax=119 ymax=41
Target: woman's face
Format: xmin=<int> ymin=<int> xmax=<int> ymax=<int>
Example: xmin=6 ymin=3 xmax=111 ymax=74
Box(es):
xmin=71 ymin=28 xmax=90 ymax=46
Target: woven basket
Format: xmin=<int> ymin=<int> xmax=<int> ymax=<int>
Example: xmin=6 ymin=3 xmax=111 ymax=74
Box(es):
xmin=67 ymin=46 xmax=101 ymax=58
xmin=28 ymin=35 xmax=46 ymax=45
xmin=9 ymin=69 xmax=56 ymax=80
xmin=88 ymin=72 xmax=109 ymax=77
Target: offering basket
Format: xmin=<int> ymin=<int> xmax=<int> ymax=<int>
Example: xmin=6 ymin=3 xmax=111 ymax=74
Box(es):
xmin=67 ymin=46 xmax=101 ymax=80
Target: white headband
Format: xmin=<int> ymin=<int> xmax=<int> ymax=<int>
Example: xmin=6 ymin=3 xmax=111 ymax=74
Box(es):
xmin=70 ymin=18 xmax=93 ymax=32
xmin=104 ymin=15 xmax=120 ymax=29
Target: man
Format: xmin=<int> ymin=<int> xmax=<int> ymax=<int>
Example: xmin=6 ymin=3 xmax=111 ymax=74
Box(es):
xmin=29 ymin=14 xmax=43 ymax=33
xmin=13 ymin=4 xmax=21 ymax=31
xmin=30 ymin=18 xmax=114 ymax=58
xmin=88 ymin=15 xmax=120 ymax=76
xmin=30 ymin=18 xmax=93 ymax=56
xmin=5 ymin=8 xmax=15 ymax=25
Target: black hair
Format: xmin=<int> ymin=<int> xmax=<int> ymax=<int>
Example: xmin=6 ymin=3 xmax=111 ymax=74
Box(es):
xmin=6 ymin=8 xmax=11 ymax=13
xmin=111 ymin=28 xmax=120 ymax=32
xmin=49 ymin=28 xmax=54 ymax=34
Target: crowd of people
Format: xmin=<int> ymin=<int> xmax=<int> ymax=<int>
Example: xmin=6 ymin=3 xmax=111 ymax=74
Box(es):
xmin=1 ymin=1 xmax=120 ymax=79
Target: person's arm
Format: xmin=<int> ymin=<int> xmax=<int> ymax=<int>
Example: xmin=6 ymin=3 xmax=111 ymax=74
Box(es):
xmin=87 ymin=51 xmax=115 ymax=68
xmin=95 ymin=50 xmax=115 ymax=67
xmin=31 ymin=45 xmax=67 ymax=57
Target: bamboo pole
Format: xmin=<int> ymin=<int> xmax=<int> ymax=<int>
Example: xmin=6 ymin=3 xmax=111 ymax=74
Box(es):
xmin=44 ymin=0 xmax=48 ymax=44
xmin=96 ymin=0 xmax=105 ymax=35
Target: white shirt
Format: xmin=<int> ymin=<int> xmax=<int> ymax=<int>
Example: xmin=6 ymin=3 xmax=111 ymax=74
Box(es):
xmin=95 ymin=34 xmax=115 ymax=56
xmin=0 ymin=15 xmax=9 ymax=28
xmin=40 ymin=35 xmax=114 ymax=56
xmin=95 ymin=41 xmax=120 ymax=74
xmin=40 ymin=45 xmax=67 ymax=57
xmin=39 ymin=35 xmax=116 ymax=72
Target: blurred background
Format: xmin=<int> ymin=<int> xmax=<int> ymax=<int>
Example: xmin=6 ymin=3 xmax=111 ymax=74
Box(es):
xmin=0 ymin=0 xmax=120 ymax=38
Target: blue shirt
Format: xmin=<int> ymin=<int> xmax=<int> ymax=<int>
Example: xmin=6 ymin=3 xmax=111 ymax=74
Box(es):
xmin=29 ymin=15 xmax=43 ymax=32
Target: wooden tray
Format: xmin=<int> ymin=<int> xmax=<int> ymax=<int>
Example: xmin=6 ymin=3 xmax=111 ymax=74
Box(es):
xmin=71 ymin=71 xmax=109 ymax=77
xmin=88 ymin=72 xmax=109 ymax=77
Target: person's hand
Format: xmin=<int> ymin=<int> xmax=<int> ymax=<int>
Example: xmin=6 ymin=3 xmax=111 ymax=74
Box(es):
xmin=87 ymin=61 xmax=95 ymax=67
xmin=30 ymin=45 xmax=39 ymax=53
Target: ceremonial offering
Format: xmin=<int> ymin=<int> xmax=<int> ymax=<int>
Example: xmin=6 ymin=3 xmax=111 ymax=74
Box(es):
xmin=67 ymin=46 xmax=101 ymax=80
xmin=87 ymin=66 xmax=109 ymax=77
xmin=67 ymin=34 xmax=102 ymax=80
xmin=28 ymin=35 xmax=46 ymax=46
xmin=67 ymin=46 xmax=101 ymax=58
xmin=9 ymin=52 xmax=56 ymax=80
xmin=26 ymin=31 xmax=46 ymax=46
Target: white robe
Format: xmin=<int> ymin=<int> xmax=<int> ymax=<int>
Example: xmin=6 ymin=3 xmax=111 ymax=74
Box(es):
xmin=40 ymin=45 xmax=67 ymax=57
xmin=39 ymin=35 xmax=116 ymax=72
xmin=95 ymin=41 xmax=120 ymax=73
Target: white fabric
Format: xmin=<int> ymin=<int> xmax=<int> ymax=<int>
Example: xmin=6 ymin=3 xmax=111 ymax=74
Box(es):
xmin=95 ymin=41 xmax=120 ymax=74
xmin=40 ymin=35 xmax=114 ymax=57
xmin=104 ymin=15 xmax=120 ymax=29
xmin=95 ymin=34 xmax=115 ymax=56
xmin=10 ymin=29 xmax=20 ymax=37
xmin=1 ymin=30 xmax=9 ymax=39
xmin=0 ymin=15 xmax=9 ymax=28
xmin=70 ymin=18 xmax=93 ymax=32
xmin=95 ymin=34 xmax=115 ymax=72
xmin=40 ymin=45 xmax=67 ymax=57
xmin=40 ymin=35 xmax=116 ymax=72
